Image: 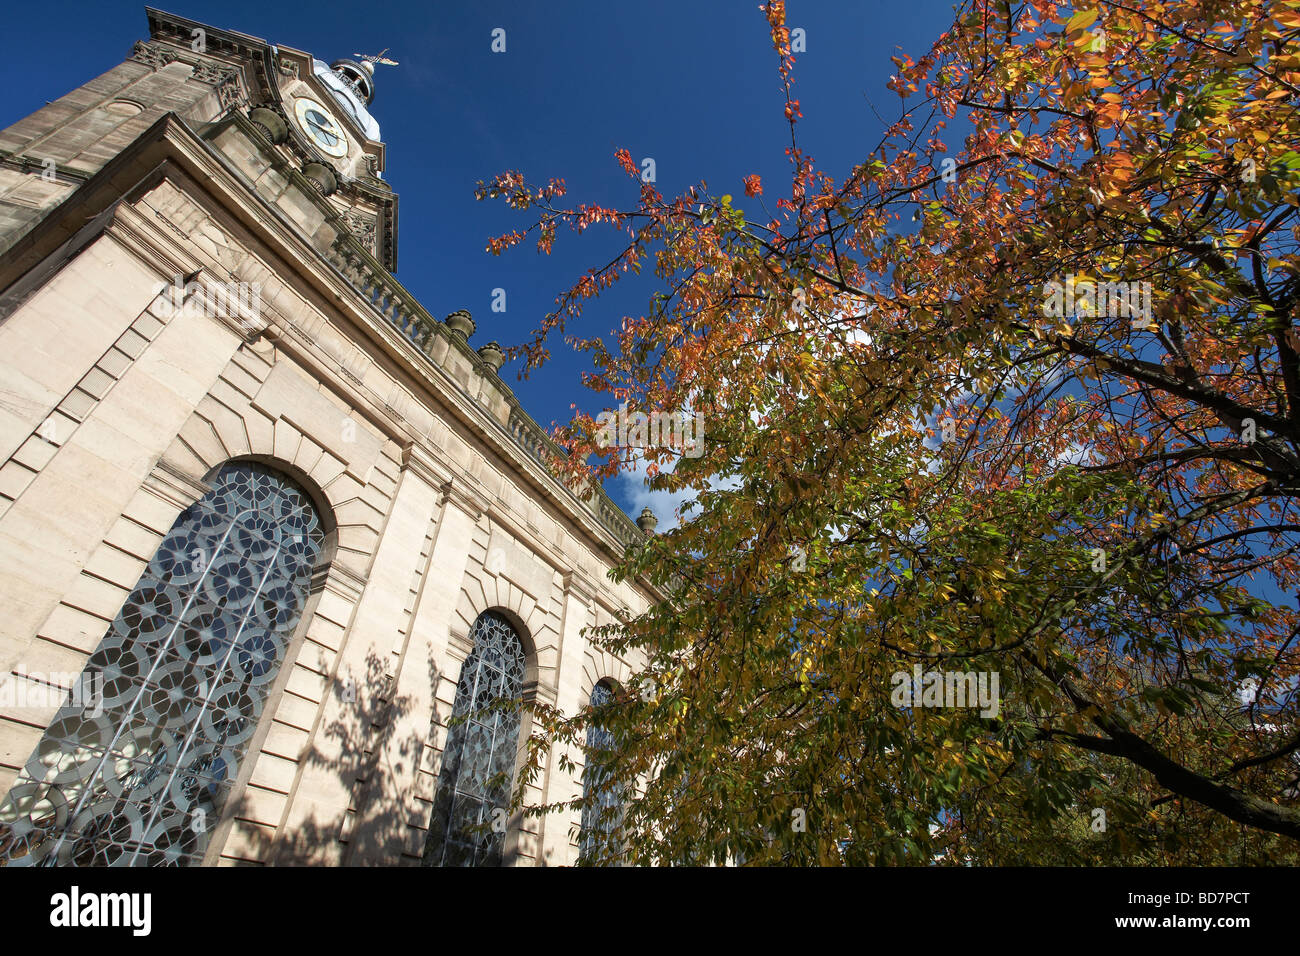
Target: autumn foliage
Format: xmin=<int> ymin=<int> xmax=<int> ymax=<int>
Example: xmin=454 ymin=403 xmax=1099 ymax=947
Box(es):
xmin=478 ymin=0 xmax=1300 ymax=864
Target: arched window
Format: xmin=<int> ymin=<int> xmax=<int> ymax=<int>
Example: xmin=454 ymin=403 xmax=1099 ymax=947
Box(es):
xmin=578 ymin=679 xmax=623 ymax=864
xmin=0 ymin=462 xmax=325 ymax=866
xmin=422 ymin=611 xmax=525 ymax=867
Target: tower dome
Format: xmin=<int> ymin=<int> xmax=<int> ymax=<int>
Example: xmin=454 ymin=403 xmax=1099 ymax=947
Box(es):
xmin=330 ymin=58 xmax=375 ymax=104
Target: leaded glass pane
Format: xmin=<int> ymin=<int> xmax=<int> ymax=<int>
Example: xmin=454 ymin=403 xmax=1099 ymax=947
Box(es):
xmin=422 ymin=612 xmax=525 ymax=867
xmin=578 ymin=680 xmax=624 ymax=864
xmin=0 ymin=462 xmax=324 ymax=867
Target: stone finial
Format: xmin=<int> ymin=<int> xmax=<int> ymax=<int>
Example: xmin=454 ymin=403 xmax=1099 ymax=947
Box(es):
xmin=444 ymin=309 xmax=475 ymax=339
xmin=636 ymin=507 xmax=659 ymax=534
xmin=477 ymin=341 xmax=505 ymax=372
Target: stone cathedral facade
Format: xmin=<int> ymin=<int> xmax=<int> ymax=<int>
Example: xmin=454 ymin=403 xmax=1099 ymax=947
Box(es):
xmin=0 ymin=8 xmax=655 ymax=866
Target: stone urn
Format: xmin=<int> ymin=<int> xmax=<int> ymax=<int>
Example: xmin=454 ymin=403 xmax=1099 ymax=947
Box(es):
xmin=444 ymin=309 xmax=475 ymax=338
xmin=636 ymin=507 xmax=659 ymax=534
xmin=477 ymin=341 xmax=505 ymax=372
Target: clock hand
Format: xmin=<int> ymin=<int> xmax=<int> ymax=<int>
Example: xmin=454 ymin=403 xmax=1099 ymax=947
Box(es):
xmin=307 ymin=119 xmax=338 ymax=144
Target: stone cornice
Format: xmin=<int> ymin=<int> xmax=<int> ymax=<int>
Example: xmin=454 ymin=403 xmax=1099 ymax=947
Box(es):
xmin=0 ymin=153 xmax=91 ymax=187
xmin=146 ymin=7 xmax=271 ymax=68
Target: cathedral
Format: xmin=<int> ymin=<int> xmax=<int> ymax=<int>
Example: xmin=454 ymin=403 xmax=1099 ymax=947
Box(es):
xmin=0 ymin=7 xmax=654 ymax=866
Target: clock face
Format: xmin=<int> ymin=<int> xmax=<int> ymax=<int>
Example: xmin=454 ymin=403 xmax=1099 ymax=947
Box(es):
xmin=293 ymin=98 xmax=348 ymax=158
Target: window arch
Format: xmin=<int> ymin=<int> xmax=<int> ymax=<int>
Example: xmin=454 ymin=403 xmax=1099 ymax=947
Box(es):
xmin=0 ymin=461 xmax=326 ymax=866
xmin=578 ymin=679 xmax=624 ymax=864
xmin=422 ymin=611 xmax=525 ymax=867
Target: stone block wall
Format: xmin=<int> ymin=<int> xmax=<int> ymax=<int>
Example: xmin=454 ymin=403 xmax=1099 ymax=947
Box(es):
xmin=0 ymin=154 xmax=650 ymax=866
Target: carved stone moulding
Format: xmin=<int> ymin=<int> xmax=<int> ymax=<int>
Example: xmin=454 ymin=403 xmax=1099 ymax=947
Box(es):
xmin=342 ymin=212 xmax=377 ymax=252
xmin=130 ymin=40 xmax=177 ymax=71
xmin=191 ymin=62 xmax=235 ymax=84
xmin=218 ymin=81 xmax=242 ymax=112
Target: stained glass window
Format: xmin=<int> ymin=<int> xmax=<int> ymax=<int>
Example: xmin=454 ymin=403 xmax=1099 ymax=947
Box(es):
xmin=0 ymin=462 xmax=325 ymax=866
xmin=578 ymin=680 xmax=623 ymax=864
xmin=422 ymin=611 xmax=525 ymax=867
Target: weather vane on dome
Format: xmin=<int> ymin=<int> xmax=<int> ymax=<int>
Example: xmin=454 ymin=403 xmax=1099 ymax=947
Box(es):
xmin=352 ymin=49 xmax=399 ymax=68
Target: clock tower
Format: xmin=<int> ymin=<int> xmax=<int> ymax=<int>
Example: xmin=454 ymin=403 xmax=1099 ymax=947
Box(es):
xmin=0 ymin=8 xmax=398 ymax=271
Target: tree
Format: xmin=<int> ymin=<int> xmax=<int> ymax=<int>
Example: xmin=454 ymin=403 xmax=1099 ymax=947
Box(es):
xmin=485 ymin=0 xmax=1300 ymax=864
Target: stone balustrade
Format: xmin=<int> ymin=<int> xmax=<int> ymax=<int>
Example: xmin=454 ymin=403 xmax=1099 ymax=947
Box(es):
xmin=326 ymin=232 xmax=645 ymax=551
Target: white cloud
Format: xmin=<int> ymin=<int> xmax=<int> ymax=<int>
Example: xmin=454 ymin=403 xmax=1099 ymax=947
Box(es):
xmin=610 ymin=454 xmax=695 ymax=533
xmin=1054 ymin=442 xmax=1098 ymax=466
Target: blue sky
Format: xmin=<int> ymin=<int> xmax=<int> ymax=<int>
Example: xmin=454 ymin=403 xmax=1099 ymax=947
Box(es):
xmin=0 ymin=0 xmax=959 ymax=519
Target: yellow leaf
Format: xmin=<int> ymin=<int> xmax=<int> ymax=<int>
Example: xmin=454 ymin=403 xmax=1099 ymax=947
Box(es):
xmin=1065 ymin=8 xmax=1099 ymax=32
